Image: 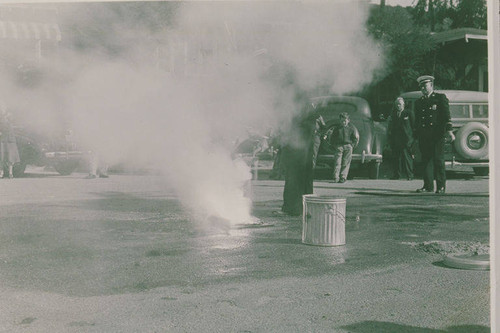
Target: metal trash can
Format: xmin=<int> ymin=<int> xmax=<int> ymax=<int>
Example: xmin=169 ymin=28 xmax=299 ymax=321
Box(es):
xmin=302 ymin=195 xmax=346 ymax=246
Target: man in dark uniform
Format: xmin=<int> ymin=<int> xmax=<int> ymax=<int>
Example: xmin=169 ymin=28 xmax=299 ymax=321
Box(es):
xmin=414 ymin=75 xmax=455 ymax=194
xmin=387 ymin=97 xmax=414 ymax=180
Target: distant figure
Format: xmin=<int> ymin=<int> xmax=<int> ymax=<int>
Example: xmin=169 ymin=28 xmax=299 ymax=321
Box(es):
xmin=327 ymin=112 xmax=359 ymax=183
xmin=414 ymin=75 xmax=454 ymax=194
xmin=281 ymin=102 xmax=320 ymax=216
xmin=269 ymin=130 xmax=285 ymax=180
xmin=85 ymin=151 xmax=109 ymax=179
xmin=311 ymin=110 xmax=326 ymax=168
xmin=387 ymin=97 xmax=414 ymax=180
xmin=0 ymin=108 xmax=20 ymax=179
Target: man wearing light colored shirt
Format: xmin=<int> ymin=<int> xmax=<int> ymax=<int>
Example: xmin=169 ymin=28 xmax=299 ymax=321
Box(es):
xmin=328 ymin=112 xmax=359 ymax=183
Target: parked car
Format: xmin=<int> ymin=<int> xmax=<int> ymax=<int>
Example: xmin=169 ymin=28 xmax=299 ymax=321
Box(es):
xmin=9 ymin=127 xmax=86 ymax=177
xmin=233 ymin=96 xmax=387 ymax=179
xmin=400 ymin=90 xmax=489 ymax=176
xmin=232 ymin=129 xmax=275 ymax=179
xmin=41 ymin=129 xmax=88 ymax=175
xmin=312 ymin=96 xmax=387 ymax=179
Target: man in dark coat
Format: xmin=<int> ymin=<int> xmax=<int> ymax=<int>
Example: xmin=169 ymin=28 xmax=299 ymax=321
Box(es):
xmin=387 ymin=97 xmax=414 ymax=180
xmin=413 ymin=75 xmax=455 ymax=194
xmin=281 ymin=103 xmax=320 ymax=216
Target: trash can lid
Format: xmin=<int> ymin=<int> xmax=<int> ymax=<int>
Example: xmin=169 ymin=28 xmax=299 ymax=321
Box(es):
xmin=443 ymin=253 xmax=490 ymax=271
xmin=303 ymin=194 xmax=346 ymax=203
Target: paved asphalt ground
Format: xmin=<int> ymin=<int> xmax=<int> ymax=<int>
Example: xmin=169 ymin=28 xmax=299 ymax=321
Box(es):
xmin=0 ymin=167 xmax=490 ymax=332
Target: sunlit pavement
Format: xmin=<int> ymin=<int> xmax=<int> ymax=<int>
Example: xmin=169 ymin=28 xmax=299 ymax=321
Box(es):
xmin=0 ymin=168 xmax=490 ymax=332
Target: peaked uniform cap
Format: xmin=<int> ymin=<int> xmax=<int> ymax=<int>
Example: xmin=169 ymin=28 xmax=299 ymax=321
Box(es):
xmin=417 ymin=75 xmax=435 ymax=85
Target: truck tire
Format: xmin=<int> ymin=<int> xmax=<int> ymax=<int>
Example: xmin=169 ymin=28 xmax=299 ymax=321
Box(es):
xmin=453 ymin=122 xmax=488 ymax=160
xmin=54 ymin=160 xmax=80 ymax=176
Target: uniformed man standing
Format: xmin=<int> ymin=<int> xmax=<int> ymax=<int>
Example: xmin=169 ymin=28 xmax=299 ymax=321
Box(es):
xmin=414 ymin=75 xmax=455 ymax=194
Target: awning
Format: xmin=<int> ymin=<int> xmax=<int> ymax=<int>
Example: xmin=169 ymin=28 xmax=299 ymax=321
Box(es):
xmin=0 ymin=21 xmax=61 ymax=41
xmin=431 ymin=28 xmax=487 ymax=45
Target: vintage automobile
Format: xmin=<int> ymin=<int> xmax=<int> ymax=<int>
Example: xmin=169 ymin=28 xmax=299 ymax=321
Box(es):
xmin=233 ymin=96 xmax=387 ymax=179
xmin=400 ymin=90 xmax=489 ymax=176
xmin=41 ymin=130 xmax=88 ymax=175
xmin=9 ymin=127 xmax=87 ymax=177
xmin=312 ymin=96 xmax=387 ymax=179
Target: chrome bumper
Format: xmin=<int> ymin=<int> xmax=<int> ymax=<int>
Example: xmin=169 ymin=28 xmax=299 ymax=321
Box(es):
xmin=44 ymin=151 xmax=88 ymax=159
xmin=447 ymin=156 xmax=489 ymax=168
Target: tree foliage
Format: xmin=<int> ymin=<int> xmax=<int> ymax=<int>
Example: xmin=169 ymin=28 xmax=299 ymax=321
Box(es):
xmin=367 ymin=6 xmax=435 ymax=96
xmin=366 ymin=0 xmax=487 ymax=101
xmin=451 ymin=0 xmax=487 ymax=29
xmin=410 ymin=0 xmax=487 ymax=31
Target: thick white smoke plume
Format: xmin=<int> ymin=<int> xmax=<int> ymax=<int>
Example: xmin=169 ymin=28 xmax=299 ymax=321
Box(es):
xmin=1 ymin=2 xmax=384 ymax=226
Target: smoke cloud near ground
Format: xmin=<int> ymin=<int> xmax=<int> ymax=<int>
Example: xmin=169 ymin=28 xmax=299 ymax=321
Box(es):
xmin=2 ymin=2 xmax=384 ymax=226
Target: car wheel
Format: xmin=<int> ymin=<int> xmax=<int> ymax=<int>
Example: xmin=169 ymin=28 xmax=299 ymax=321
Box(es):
xmin=54 ymin=159 xmax=80 ymax=176
xmin=368 ymin=161 xmax=380 ymax=179
xmin=453 ymin=122 xmax=488 ymax=160
xmin=473 ymin=167 xmax=489 ymax=176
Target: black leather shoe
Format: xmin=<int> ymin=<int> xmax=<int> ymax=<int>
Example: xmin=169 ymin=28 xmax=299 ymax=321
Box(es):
xmin=435 ymin=187 xmax=446 ymax=194
xmin=338 ymin=178 xmax=346 ymax=183
xmin=416 ymin=187 xmax=432 ymax=193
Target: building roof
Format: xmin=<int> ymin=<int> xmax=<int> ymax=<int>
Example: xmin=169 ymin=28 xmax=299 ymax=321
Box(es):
xmin=0 ymin=20 xmax=61 ymax=41
xmin=400 ymin=90 xmax=488 ymax=103
xmin=431 ymin=28 xmax=487 ymax=45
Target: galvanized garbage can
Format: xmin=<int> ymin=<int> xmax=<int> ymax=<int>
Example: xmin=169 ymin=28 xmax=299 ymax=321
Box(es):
xmin=302 ymin=195 xmax=346 ymax=246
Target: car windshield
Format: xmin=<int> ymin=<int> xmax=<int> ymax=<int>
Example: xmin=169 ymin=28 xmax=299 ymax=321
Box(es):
xmin=319 ymin=102 xmax=360 ymax=123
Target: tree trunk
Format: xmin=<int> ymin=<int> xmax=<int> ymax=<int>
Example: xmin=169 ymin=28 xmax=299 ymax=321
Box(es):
xmin=429 ymin=0 xmax=435 ymax=31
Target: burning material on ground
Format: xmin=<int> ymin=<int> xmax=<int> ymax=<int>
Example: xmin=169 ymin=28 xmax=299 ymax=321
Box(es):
xmin=403 ymin=240 xmax=490 ymax=256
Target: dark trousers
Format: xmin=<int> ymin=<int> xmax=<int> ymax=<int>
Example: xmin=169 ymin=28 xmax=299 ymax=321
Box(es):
xmin=392 ymin=144 xmax=414 ymax=179
xmin=269 ymin=149 xmax=284 ymax=180
xmin=419 ymin=137 xmax=446 ymax=191
xmin=282 ymin=146 xmax=313 ymax=216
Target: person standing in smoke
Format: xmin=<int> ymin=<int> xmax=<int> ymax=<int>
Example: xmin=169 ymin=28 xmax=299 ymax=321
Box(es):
xmin=414 ymin=75 xmax=454 ymax=194
xmin=280 ymin=97 xmax=321 ymax=216
xmin=311 ymin=106 xmax=326 ymax=168
xmin=0 ymin=107 xmax=20 ymax=179
xmin=387 ymin=97 xmax=415 ymax=180
xmin=327 ymin=112 xmax=359 ymax=183
xmin=85 ymin=151 xmax=109 ymax=179
xmin=269 ymin=129 xmax=285 ymax=180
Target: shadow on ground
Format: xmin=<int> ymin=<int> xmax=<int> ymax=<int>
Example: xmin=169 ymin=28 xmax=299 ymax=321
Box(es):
xmin=15 ymin=172 xmax=60 ymax=178
xmin=341 ymin=321 xmax=489 ymax=333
